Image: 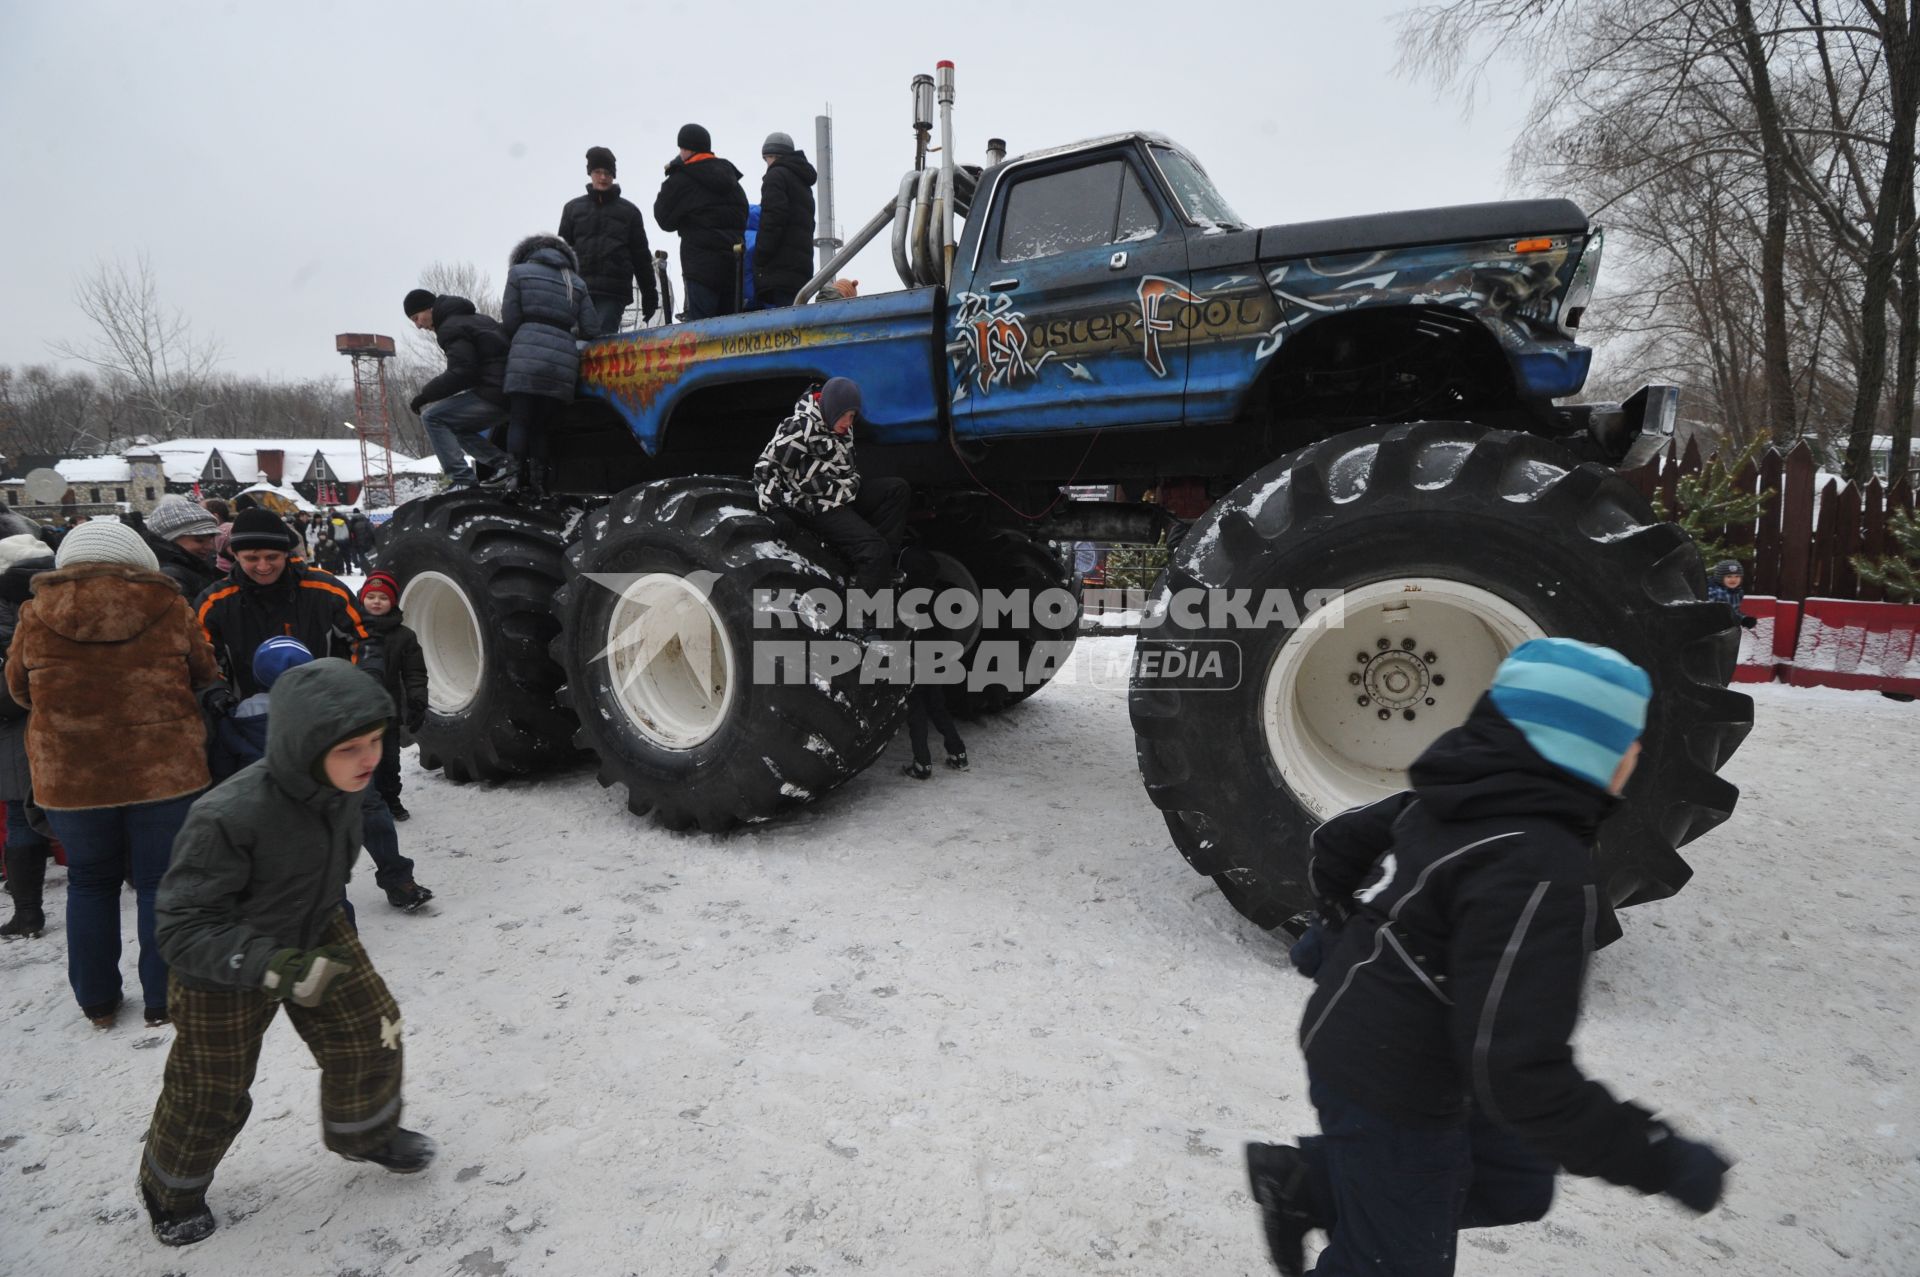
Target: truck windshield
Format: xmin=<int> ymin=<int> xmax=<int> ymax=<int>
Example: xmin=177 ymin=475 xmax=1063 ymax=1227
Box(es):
xmin=1151 ymin=146 xmax=1244 ymax=231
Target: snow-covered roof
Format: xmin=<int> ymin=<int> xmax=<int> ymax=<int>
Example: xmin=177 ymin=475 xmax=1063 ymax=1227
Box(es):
xmin=236 ymin=481 xmax=319 ymax=513
xmin=54 ymin=456 xmax=132 ymax=484
xmin=136 ymin=438 xmax=438 ymax=483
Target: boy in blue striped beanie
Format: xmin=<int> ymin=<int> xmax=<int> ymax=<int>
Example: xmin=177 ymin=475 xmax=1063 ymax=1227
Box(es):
xmin=1246 ymin=637 xmax=1729 ymax=1275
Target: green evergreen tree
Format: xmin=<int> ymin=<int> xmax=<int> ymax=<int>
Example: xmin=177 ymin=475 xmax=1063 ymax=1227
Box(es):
xmin=1651 ymin=436 xmax=1776 ymax=569
xmin=1101 ymin=540 xmax=1169 ymax=592
xmin=1853 ymin=507 xmax=1920 ymax=603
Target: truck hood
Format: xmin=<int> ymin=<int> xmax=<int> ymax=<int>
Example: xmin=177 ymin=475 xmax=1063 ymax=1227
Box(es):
xmin=1258 ymin=198 xmax=1587 ymax=261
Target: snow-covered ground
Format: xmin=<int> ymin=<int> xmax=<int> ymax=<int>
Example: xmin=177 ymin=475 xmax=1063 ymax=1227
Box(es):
xmin=2 ymin=642 xmax=1916 ymax=1275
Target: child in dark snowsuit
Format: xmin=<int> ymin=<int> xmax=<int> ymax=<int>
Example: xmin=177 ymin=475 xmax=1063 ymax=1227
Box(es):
xmin=141 ymin=659 xmax=436 ymax=1247
xmin=208 ymin=636 xmax=313 ymax=781
xmin=355 ymin=573 xmax=428 ymax=819
xmin=1246 ymin=638 xmax=1729 ymax=1276
xmin=896 ymin=546 xmax=967 ymax=780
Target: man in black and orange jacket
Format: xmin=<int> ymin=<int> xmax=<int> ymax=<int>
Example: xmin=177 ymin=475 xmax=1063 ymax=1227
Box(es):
xmin=192 ymin=509 xmax=369 ymax=698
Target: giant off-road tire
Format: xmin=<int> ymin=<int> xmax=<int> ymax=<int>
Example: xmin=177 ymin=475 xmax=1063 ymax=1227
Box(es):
xmin=915 ymin=524 xmax=1081 ymax=719
xmin=551 ymin=478 xmax=906 ymax=831
xmin=373 ymin=492 xmax=578 ymax=782
xmin=1130 ymin=422 xmax=1754 ymax=931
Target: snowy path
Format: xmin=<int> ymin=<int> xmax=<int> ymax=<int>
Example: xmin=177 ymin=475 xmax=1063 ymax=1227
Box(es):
xmin=2 ymin=642 xmax=1915 ymax=1275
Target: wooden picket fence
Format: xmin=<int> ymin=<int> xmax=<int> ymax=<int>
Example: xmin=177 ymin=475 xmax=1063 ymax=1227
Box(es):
xmin=1620 ymin=439 xmax=1916 ymax=602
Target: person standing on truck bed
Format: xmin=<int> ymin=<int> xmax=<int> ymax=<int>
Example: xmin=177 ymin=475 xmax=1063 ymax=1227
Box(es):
xmin=560 ymin=146 xmax=659 ymax=334
xmin=752 ymin=377 xmax=908 ymax=599
xmin=654 ymin=123 xmax=748 ymax=320
xmin=752 ymin=132 xmax=816 ymax=310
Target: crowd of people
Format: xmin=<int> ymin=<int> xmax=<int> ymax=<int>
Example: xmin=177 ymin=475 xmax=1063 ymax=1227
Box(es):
xmin=0 ymin=496 xmax=437 ymax=1245
xmin=404 ymin=124 xmax=828 ymax=497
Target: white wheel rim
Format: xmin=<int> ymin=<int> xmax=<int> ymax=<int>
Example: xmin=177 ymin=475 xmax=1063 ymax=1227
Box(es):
xmin=400 ymin=570 xmax=485 ymax=715
xmin=604 ymin=573 xmax=736 ymax=750
xmin=1262 ymin=578 xmax=1547 ymax=821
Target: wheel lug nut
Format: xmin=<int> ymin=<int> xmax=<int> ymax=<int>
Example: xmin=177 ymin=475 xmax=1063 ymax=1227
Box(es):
xmin=1432 ymin=675 xmax=1445 ymax=686
xmin=1357 ymin=652 xmax=1371 ymax=664
xmin=1423 ymin=652 xmax=1437 ymax=663
xmin=1357 ymin=695 xmax=1370 ymax=706
xmin=1377 ymin=708 xmax=1391 ymax=720
xmin=1400 ymin=637 xmax=1416 ymax=651
xmin=1424 ymin=697 xmax=1436 ymax=706
xmin=1348 ymin=672 xmax=1362 ymax=685
xmin=1376 ymin=637 xmax=1390 ymax=650
xmin=1403 ymin=709 xmax=1417 ymax=721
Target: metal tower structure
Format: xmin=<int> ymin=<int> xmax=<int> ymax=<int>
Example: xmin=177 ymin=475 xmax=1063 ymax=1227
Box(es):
xmin=334 ymin=333 xmax=399 ymax=508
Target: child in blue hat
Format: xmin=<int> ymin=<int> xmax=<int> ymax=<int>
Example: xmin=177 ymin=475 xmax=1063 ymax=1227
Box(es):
xmin=208 ymin=637 xmax=314 ymax=781
xmin=1246 ymin=637 xmax=1730 ymax=1276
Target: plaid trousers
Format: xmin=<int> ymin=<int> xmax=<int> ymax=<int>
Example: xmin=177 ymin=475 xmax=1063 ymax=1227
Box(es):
xmin=139 ymin=910 xmax=405 ymax=1211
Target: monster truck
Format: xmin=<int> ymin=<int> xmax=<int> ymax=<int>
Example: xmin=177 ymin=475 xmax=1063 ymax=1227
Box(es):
xmin=378 ymin=69 xmax=1751 ymax=931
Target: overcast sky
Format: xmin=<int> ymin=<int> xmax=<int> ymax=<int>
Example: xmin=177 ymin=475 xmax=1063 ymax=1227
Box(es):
xmin=0 ymin=0 xmax=1538 ymax=386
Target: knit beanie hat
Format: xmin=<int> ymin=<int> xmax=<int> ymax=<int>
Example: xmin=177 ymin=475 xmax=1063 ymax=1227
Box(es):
xmin=586 ymin=145 xmax=617 ymax=176
xmin=1487 ymin=638 xmax=1652 ymax=790
xmin=0 ymin=533 xmax=50 ymax=572
xmin=762 ymin=131 xmax=795 ymax=157
xmin=146 ymin=494 xmax=221 ymax=542
xmin=252 ymin=636 xmax=314 ymax=691
xmin=53 ymin=518 xmax=160 ymax=572
xmin=360 ymin=570 xmax=400 ymax=605
xmin=677 ymin=122 xmax=712 ymax=153
xmin=818 ymin=377 xmax=863 ymax=430
xmin=227 ymin=507 xmax=296 ymax=552
xmin=403 ymin=288 xmax=437 ymax=318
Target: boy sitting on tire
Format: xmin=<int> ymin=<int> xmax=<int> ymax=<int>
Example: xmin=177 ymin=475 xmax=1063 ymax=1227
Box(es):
xmin=1247 ymin=638 xmax=1729 ymax=1276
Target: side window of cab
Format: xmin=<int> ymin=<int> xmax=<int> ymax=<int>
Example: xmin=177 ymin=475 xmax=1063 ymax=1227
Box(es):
xmin=996 ymin=158 xmax=1163 ymax=264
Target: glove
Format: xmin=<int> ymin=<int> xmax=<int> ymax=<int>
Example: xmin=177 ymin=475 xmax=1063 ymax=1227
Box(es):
xmin=1288 ymin=920 xmax=1330 ymax=979
xmin=1739 ymin=613 xmax=1758 ymax=630
xmin=408 ymin=394 xmax=426 ymax=415
xmin=1657 ymin=1132 xmax=1730 ymax=1214
xmin=198 ymin=684 xmax=240 ymax=718
xmin=262 ymin=946 xmax=354 ymax=1007
xmin=406 ymin=711 xmax=427 ymax=734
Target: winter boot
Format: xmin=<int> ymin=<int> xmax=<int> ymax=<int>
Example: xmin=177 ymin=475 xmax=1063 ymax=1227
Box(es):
xmin=944 ymin=751 xmax=969 ymax=771
xmin=83 ymin=996 xmax=123 ymax=1029
xmin=386 ymin=797 xmax=411 ymax=822
xmin=342 ymin=1127 xmax=437 ymax=1174
xmin=385 ymin=881 xmax=434 ymax=912
xmin=141 ymin=1184 xmax=216 ymax=1247
xmin=144 ymin=1005 xmax=170 ymax=1028
xmin=1246 ymin=1142 xmax=1317 ymax=1277
xmin=0 ymin=907 xmax=46 ymax=939
xmin=902 ymin=761 xmax=932 ymax=780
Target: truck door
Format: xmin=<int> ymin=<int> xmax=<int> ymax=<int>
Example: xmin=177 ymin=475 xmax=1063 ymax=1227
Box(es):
xmin=948 ymin=146 xmax=1190 ymax=439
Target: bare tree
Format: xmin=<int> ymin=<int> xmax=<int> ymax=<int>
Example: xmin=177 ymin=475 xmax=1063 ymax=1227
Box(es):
xmin=50 ymin=254 xmax=222 ymax=438
xmin=1398 ymin=0 xmax=1919 ymax=473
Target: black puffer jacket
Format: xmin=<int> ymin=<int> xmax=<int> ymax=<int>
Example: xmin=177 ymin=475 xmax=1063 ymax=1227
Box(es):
xmin=357 ymin=610 xmax=428 ymax=731
xmin=501 ymin=234 xmax=599 ymax=401
xmin=412 ymin=295 xmax=509 ymax=410
xmin=193 ymin=563 xmax=369 ymax=698
xmin=0 ymin=550 xmax=56 ymax=800
xmin=147 ymin=533 xmax=221 ymax=601
xmin=559 ymin=184 xmax=659 ymax=316
xmin=654 ymin=154 xmax=749 ymax=292
xmin=754 ymin=153 xmax=818 ymax=298
xmin=1299 ymin=695 xmax=1674 ymax=1195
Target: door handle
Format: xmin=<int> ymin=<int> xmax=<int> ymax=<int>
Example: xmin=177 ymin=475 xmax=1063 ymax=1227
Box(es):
xmin=1109 ymin=251 xmax=1128 ymax=270
xmin=987 ymin=278 xmax=1020 ymax=291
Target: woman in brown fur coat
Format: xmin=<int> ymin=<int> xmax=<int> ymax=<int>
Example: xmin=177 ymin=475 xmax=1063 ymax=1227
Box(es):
xmin=6 ymin=519 xmax=225 ymax=1028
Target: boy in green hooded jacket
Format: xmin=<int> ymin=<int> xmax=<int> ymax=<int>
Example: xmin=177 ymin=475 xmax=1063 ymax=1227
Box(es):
xmin=139 ymin=658 xmax=436 ymax=1246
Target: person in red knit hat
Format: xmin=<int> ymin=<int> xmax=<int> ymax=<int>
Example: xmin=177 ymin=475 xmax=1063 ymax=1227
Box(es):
xmin=355 ymin=572 xmax=428 ymax=822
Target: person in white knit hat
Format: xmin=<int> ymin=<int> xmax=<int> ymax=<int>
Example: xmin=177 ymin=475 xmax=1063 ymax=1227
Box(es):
xmin=5 ymin=516 xmax=227 ymax=1028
